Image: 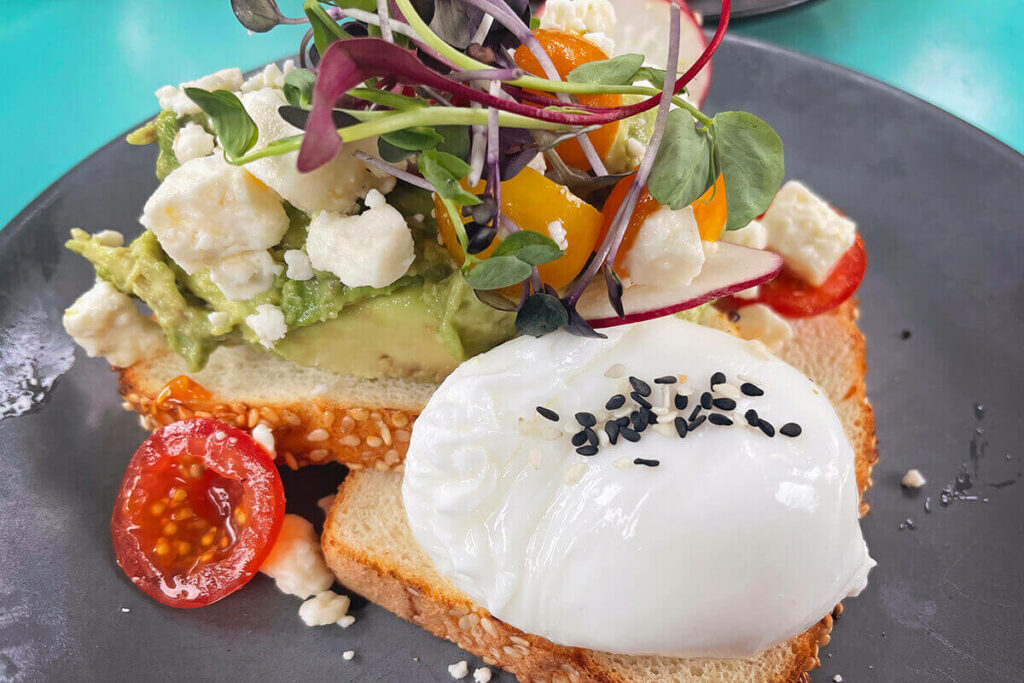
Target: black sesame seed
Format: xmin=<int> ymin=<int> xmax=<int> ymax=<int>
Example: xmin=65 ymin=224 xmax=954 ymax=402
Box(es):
xmin=712 ymin=397 xmax=737 ymax=411
xmin=644 ymin=408 xmax=658 ymax=425
xmin=575 ymin=411 xmax=597 ymax=427
xmin=628 ymin=376 xmax=652 ymax=397
xmin=571 ymin=431 xmax=588 ymax=447
xmin=710 ymin=371 xmax=726 ymax=387
xmin=700 ymin=392 xmax=713 ymax=410
xmin=709 ymin=413 xmax=733 ymax=426
xmin=674 ymin=416 xmax=688 ymax=438
xmin=727 ymin=310 xmax=741 ymax=323
xmin=630 ymin=410 xmax=649 ymax=432
xmin=740 ymin=382 xmax=764 ymax=397
xmin=536 ymin=406 xmax=559 ymax=422
xmin=616 ymin=416 xmax=631 ymax=428
xmin=633 ymin=458 xmax=660 ymax=467
xmin=674 ymin=393 xmax=689 ymax=410
xmin=688 ymin=405 xmax=703 ymax=421
xmin=744 ymin=408 xmax=759 ymax=426
xmin=605 ymin=394 xmax=626 ymax=410
xmin=688 ymin=415 xmax=707 ymax=430
xmin=620 ymin=427 xmax=641 ymax=442
xmin=604 ymin=420 xmax=620 ymax=444
xmin=585 ymin=427 xmax=599 ymax=448
xmin=630 ymin=392 xmax=652 ymax=410
xmin=780 ymin=422 xmax=803 ymax=437
xmin=576 ymin=445 xmax=599 ymax=456
xmin=654 ymin=375 xmax=677 ymax=384
xmin=757 ymin=419 xmax=775 ymax=437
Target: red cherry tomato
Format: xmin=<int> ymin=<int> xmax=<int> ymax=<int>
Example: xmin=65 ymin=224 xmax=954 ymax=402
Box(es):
xmin=111 ymin=418 xmax=285 ymax=608
xmin=757 ymin=234 xmax=867 ymax=317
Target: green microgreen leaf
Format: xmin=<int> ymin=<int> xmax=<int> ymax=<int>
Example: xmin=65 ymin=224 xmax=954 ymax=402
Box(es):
xmin=419 ymin=149 xmax=481 ymax=205
xmin=283 ymin=68 xmax=317 ymax=108
xmin=516 ymin=293 xmax=569 ymax=336
xmin=347 ymin=88 xmax=426 ymax=111
xmin=492 ymin=231 xmax=564 ymax=267
xmin=325 ymin=0 xmax=377 ymax=11
xmin=435 ymin=125 xmax=471 ymax=161
xmin=634 ymin=66 xmax=667 ymax=88
xmin=464 ymin=255 xmax=533 ymax=289
xmin=183 ymin=88 xmax=258 ymax=160
xmin=378 ymin=139 xmax=414 ymax=163
xmin=567 ymin=53 xmax=645 ymax=86
xmin=381 ymin=127 xmax=445 ymax=151
xmin=713 ymin=111 xmax=785 ymax=230
xmin=647 ymin=109 xmax=713 ymax=210
xmin=529 ymin=16 xmax=541 ymax=30
xmin=304 ymin=0 xmax=350 ymax=54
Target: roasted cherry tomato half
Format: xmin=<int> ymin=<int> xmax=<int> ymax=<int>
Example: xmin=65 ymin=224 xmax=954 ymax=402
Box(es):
xmin=757 ymin=234 xmax=867 ymax=317
xmin=111 ymin=418 xmax=285 ymax=608
xmin=514 ymin=29 xmax=621 ymax=171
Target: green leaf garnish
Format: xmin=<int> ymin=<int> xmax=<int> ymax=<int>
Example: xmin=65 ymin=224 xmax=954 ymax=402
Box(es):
xmin=183 ymin=88 xmax=259 ymax=160
xmin=634 ymin=66 xmax=667 ymax=88
xmin=304 ymin=0 xmax=350 ymax=54
xmin=381 ymin=127 xmax=445 ymax=152
xmin=567 ymin=54 xmax=645 ymax=86
xmin=516 ymin=292 xmax=570 ymax=337
xmin=492 ymin=231 xmax=564 ymax=267
xmin=419 ymin=149 xmax=481 ymax=205
xmin=713 ymin=111 xmax=785 ymax=230
xmin=647 ymin=109 xmax=712 ymax=210
xmin=283 ymin=68 xmax=317 ymax=108
xmin=464 ymin=255 xmax=533 ymax=289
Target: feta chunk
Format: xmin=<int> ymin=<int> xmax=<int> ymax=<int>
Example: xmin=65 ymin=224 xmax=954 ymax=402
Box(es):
xmin=547 ymin=220 xmax=569 ymax=250
xmin=622 ymin=206 xmax=704 ymax=286
xmin=722 ymin=220 xmax=767 ymax=299
xmin=93 ymin=230 xmax=125 ymax=247
xmin=245 ymin=304 xmax=287 ymax=348
xmin=260 ymin=514 xmax=335 ymax=598
xmin=172 ymin=122 xmax=215 ymax=163
xmin=298 ymin=590 xmax=352 ymax=626
xmin=207 ymin=310 xmax=231 ymax=333
xmin=901 ymin=469 xmax=926 ymax=488
xmin=155 ymin=68 xmax=244 ymax=116
xmin=734 ymin=303 xmax=793 ymax=351
xmin=63 ymin=279 xmax=167 ymax=367
xmin=306 ymin=190 xmax=415 ymax=288
xmin=526 ymin=152 xmax=547 ymax=175
xmin=473 ymin=668 xmax=492 ymax=683
xmin=342 ymin=650 xmax=355 ymax=660
xmin=448 ymin=661 xmax=469 ymax=679
xmin=239 ymin=88 xmax=395 ymax=215
xmin=140 ymin=154 xmax=289 ymax=274
xmin=541 ymin=0 xmax=617 ymax=41
xmin=241 ymin=61 xmax=290 ymax=93
xmin=208 ymin=250 xmax=282 ymax=301
xmin=582 ymin=31 xmax=615 ymax=54
xmin=762 ymin=181 xmax=856 ymax=287
xmin=283 ymin=249 xmax=314 ymax=281
xmin=251 ymin=423 xmax=276 ymax=459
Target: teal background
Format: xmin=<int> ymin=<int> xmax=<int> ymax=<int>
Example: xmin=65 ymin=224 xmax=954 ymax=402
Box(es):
xmin=2 ymin=0 xmax=1022 ymax=227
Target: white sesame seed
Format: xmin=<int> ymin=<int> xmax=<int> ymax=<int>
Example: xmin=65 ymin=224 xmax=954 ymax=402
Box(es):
xmin=563 ymin=462 xmax=587 ymax=485
xmin=480 ymin=617 xmax=498 ymax=638
xmin=604 ymin=363 xmax=625 ymax=378
xmin=715 ymin=383 xmax=741 ymax=400
xmin=448 ymin=660 xmax=469 ymax=679
xmin=307 ymin=428 xmax=329 ymax=442
xmin=833 ymin=676 xmax=843 ymax=682
xmin=613 ymin=457 xmax=633 ymax=469
xmin=661 ymin=385 xmax=672 ymax=408
xmin=509 ymin=636 xmax=530 ymax=647
xmin=539 ymin=426 xmax=562 ymax=441
xmin=653 ymin=423 xmax=675 ymax=437
xmin=120 ymin=607 xmax=130 ymax=613
xmin=528 ymin=449 xmax=543 ymax=469
xmin=678 ymin=385 xmax=695 ymax=397
xmin=473 ymin=667 xmax=492 ymax=683
xmin=340 ymin=435 xmax=361 ymax=447
xmin=902 ymin=469 xmax=926 ymax=488
xmin=597 ymin=429 xmax=610 ymax=447
xmin=745 ymin=339 xmax=772 ymax=359
xmin=343 ymin=650 xmax=355 ymax=660
xmin=737 ymin=373 xmax=761 ymax=386
xmin=651 ymin=407 xmax=670 ymax=416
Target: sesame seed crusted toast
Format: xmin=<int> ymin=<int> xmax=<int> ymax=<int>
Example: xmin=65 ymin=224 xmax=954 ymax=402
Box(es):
xmin=117 ymin=308 xmax=740 ymax=471
xmin=320 ymin=300 xmax=876 ymax=683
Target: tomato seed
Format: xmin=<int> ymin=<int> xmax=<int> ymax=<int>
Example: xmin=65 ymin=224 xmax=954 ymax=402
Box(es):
xmin=163 ymin=522 xmax=178 ymax=536
xmin=172 ymin=489 xmax=187 ymax=503
xmin=150 ymin=502 xmax=166 ymax=516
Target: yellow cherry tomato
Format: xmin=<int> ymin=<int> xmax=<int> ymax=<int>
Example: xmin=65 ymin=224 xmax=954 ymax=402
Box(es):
xmin=434 ymin=168 xmax=603 ymax=290
xmin=513 ymin=29 xmax=621 ymax=172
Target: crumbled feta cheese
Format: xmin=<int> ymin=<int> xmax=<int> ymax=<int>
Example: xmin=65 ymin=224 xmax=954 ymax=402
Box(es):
xmin=260 ymin=514 xmax=335 ymax=598
xmin=298 ymin=590 xmax=352 ymax=626
xmin=207 ymin=310 xmax=231 ymax=333
xmin=582 ymin=31 xmax=615 ymax=54
xmin=251 ymin=423 xmax=276 ymax=459
xmin=208 ymin=250 xmax=282 ymax=301
xmin=902 ymin=469 xmax=926 ymax=488
xmin=448 ymin=661 xmax=469 ymax=679
xmin=547 ymin=220 xmax=569 ymax=250
xmin=94 ymin=230 xmax=125 ymax=247
xmin=306 ymin=191 xmax=415 ymax=288
xmin=541 ymin=0 xmax=617 ymax=45
xmin=338 ymin=614 xmax=356 ymax=628
xmin=526 ymin=153 xmax=547 ymax=175
xmin=342 ymin=650 xmax=355 ymax=660
xmin=622 ymin=206 xmax=705 ymax=286
xmin=155 ymin=68 xmax=244 ymax=116
xmin=172 ymin=122 xmax=215 ymax=163
xmin=283 ymin=249 xmax=314 ymax=281
xmin=473 ymin=667 xmax=492 ymax=683
xmin=761 ymin=181 xmax=856 ymax=287
xmin=722 ymin=220 xmax=767 ymax=299
xmin=239 ymin=88 xmax=395 ymax=215
xmin=734 ymin=303 xmax=793 ymax=351
xmin=63 ymin=279 xmax=167 ymax=368
xmin=140 ymin=154 xmax=289 ymax=274
xmin=245 ymin=304 xmax=287 ymax=348
xmin=241 ymin=62 xmax=286 ymax=93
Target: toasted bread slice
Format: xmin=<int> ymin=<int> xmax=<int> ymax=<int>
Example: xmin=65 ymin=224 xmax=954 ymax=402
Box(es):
xmin=118 ymin=308 xmax=741 ymax=471
xmin=321 ymin=301 xmax=876 ymax=683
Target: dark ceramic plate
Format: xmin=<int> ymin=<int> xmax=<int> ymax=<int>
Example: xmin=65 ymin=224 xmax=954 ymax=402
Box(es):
xmin=689 ymin=0 xmax=817 ymax=20
xmin=2 ymin=36 xmax=1024 ymax=683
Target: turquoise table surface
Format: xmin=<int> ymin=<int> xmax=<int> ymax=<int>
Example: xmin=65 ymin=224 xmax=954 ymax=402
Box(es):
xmin=2 ymin=0 xmax=1022 ymax=228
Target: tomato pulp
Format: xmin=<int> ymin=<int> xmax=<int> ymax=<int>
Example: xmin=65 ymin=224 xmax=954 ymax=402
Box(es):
xmin=111 ymin=418 xmax=285 ymax=608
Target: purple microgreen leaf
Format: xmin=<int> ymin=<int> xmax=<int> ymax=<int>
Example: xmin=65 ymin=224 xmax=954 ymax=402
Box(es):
xmin=429 ymin=0 xmax=485 ymax=49
xmin=496 ymin=127 xmax=537 ymax=180
xmin=463 ymin=196 xmax=497 ymax=224
xmin=563 ymin=303 xmax=607 ymax=339
xmin=448 ymin=67 xmax=524 ymax=82
xmin=296 ymin=42 xmax=366 ymax=171
xmin=465 ymin=221 xmax=498 ymax=254
xmin=515 ymin=292 xmax=569 ymax=337
xmin=475 ymin=288 xmax=521 ymax=312
xmin=602 ymin=265 xmax=625 ymax=318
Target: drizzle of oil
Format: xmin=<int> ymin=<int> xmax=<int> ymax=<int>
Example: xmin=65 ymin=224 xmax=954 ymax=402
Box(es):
xmin=0 ymin=305 xmax=75 ymax=421
xmin=897 ymin=518 xmax=916 ymax=531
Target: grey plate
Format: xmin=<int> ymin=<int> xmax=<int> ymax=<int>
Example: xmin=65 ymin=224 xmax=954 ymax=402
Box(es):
xmin=689 ymin=0 xmax=817 ymax=20
xmin=2 ymin=36 xmax=1023 ymax=683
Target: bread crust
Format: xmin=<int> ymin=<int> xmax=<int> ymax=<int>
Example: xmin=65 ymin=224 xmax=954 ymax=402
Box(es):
xmin=321 ymin=301 xmax=877 ymax=682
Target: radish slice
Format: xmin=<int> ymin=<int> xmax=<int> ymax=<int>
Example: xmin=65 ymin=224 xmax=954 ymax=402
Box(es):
xmin=606 ymin=0 xmax=712 ymax=106
xmin=578 ymin=241 xmax=782 ymax=327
